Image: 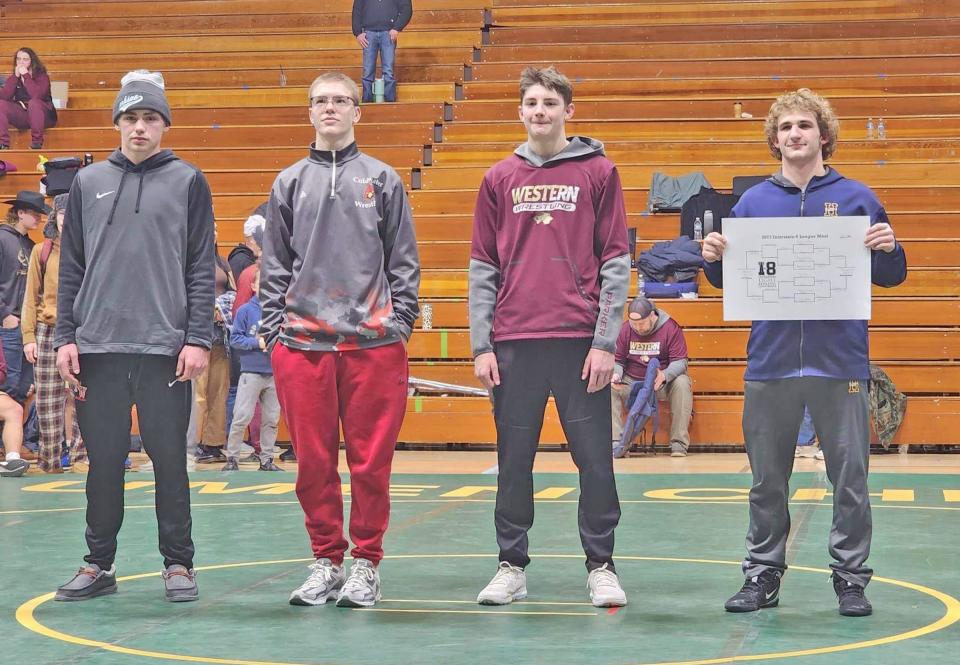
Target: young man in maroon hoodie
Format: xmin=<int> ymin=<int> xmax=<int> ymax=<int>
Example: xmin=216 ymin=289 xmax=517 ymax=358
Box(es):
xmin=470 ymin=66 xmax=631 ymax=607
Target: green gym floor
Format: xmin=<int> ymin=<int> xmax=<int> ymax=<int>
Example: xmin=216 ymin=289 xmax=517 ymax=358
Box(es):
xmin=2 ymin=451 xmax=958 ymax=665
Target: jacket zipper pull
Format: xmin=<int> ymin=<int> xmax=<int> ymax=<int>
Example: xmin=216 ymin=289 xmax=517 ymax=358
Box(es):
xmin=330 ymin=149 xmax=337 ymax=200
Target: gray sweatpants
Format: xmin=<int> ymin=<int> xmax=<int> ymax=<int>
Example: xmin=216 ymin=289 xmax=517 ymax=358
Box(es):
xmin=741 ymin=377 xmax=873 ymax=587
xmin=226 ymin=372 xmax=281 ymax=463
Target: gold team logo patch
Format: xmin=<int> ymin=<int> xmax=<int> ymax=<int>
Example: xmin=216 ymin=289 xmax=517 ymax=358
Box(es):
xmin=848 ymin=380 xmax=860 ymax=394
xmin=363 ymin=183 xmax=376 ymax=200
xmin=534 ymin=212 xmax=553 ymax=225
xmin=824 ymin=202 xmax=839 ymax=216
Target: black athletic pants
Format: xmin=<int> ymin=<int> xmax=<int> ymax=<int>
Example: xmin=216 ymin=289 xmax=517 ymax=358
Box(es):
xmin=492 ymin=338 xmax=621 ymax=571
xmin=77 ymin=353 xmax=195 ymax=569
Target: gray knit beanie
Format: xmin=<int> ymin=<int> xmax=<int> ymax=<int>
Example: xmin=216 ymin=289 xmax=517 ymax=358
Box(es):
xmin=44 ymin=193 xmax=68 ymax=238
xmin=112 ymin=70 xmax=171 ymax=126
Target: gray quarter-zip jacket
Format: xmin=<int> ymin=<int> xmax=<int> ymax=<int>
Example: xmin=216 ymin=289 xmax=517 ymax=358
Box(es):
xmin=54 ymin=149 xmax=216 ymax=355
xmin=261 ymin=141 xmax=420 ymax=351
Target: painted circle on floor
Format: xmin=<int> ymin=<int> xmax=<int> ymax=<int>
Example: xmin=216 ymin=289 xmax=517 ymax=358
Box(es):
xmin=16 ymin=554 xmax=960 ymax=665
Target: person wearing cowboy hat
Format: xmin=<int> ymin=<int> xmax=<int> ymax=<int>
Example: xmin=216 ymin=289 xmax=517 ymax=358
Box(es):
xmin=0 ymin=190 xmax=47 ymax=478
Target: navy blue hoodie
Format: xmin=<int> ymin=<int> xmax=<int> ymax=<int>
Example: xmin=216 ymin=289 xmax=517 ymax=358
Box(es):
xmin=703 ymin=168 xmax=907 ymax=381
xmin=230 ymin=295 xmax=272 ymax=375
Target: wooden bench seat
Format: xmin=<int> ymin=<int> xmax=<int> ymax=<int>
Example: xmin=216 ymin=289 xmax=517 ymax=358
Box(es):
xmin=407 ymin=360 xmax=960 ymax=395
xmin=441 ymin=117 xmax=960 ymax=144
xmin=468 ymin=55 xmax=960 ymax=82
xmin=430 ymin=139 xmax=960 ymax=166
xmin=419 ymin=162 xmax=960 ymax=190
xmin=61 ymin=83 xmax=456 ymax=108
xmin=478 ymin=36 xmax=960 ymax=62
xmin=58 ymin=64 xmax=466 ymax=90
xmin=0 ymin=30 xmax=480 ymax=55
xmin=388 ymin=395 xmax=959 ymax=445
xmin=462 ymin=74 xmax=960 ymax=99
xmin=450 ymin=95 xmax=960 ymax=122
xmin=407 ymin=187 xmax=960 ymax=217
xmin=404 ymin=298 xmax=960 ymax=329
xmin=40 ymin=48 xmax=473 ymax=74
xmin=410 ymin=268 xmax=960 ymax=299
xmin=1 ymin=0 xmax=487 ymax=17
xmin=488 ymin=18 xmax=960 ymax=45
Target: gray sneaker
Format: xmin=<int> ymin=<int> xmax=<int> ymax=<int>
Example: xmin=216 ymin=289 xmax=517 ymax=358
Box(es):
xmin=163 ymin=564 xmax=198 ymax=602
xmin=55 ymin=563 xmax=117 ymax=601
xmin=289 ymin=558 xmax=346 ymax=606
xmin=670 ymin=443 xmax=688 ymax=457
xmin=336 ymin=558 xmax=381 ymax=608
xmin=0 ymin=458 xmax=30 ymax=477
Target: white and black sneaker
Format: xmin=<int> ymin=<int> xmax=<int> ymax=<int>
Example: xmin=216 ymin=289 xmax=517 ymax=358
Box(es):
xmin=724 ymin=569 xmax=782 ymax=612
xmin=0 ymin=458 xmax=29 ymax=477
xmin=289 ymin=558 xmax=346 ymax=606
xmin=336 ymin=558 xmax=381 ymax=608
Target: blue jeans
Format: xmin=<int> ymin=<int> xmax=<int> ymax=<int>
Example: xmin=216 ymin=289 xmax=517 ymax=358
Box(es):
xmin=0 ymin=325 xmax=32 ymax=403
xmin=797 ymin=407 xmax=817 ymax=445
xmin=361 ymin=30 xmax=397 ymax=102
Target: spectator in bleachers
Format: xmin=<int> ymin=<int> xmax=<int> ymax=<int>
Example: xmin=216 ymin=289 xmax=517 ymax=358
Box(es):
xmin=0 ymin=47 xmax=57 ymax=150
xmin=702 ymin=88 xmax=907 ymax=618
xmin=228 ymin=204 xmax=266 ymax=311
xmin=262 ymin=72 xmax=419 ymax=608
xmin=222 ymin=268 xmax=281 ymax=472
xmin=611 ymin=296 xmax=693 ymax=457
xmin=470 ymin=67 xmax=630 ymax=608
xmin=193 ymin=244 xmax=234 ymax=464
xmin=21 ymin=193 xmax=86 ymax=473
xmin=352 ymin=0 xmax=412 ymax=103
xmin=0 ymin=191 xmax=44 ymax=406
xmin=53 ymin=70 xmax=215 ymax=602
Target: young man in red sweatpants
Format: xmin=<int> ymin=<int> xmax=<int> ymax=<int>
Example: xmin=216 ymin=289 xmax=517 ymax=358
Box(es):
xmin=260 ymin=72 xmax=420 ymax=608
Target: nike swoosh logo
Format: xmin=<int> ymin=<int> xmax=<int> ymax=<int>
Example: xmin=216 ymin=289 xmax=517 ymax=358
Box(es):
xmin=96 ymin=191 xmax=116 ymax=200
xmin=765 ymin=589 xmax=777 ymax=600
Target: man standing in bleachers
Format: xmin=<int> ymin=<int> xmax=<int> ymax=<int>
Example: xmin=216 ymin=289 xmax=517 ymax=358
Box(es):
xmin=470 ymin=66 xmax=631 ymax=608
xmin=53 ymin=70 xmax=215 ymax=602
xmin=352 ymin=0 xmax=412 ymax=103
xmin=611 ymin=296 xmax=693 ymax=457
xmin=702 ymin=88 xmax=907 ymax=617
xmin=261 ymin=72 xmax=419 ymax=608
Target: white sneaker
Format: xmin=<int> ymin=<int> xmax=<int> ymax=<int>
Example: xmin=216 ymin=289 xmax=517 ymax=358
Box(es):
xmin=336 ymin=558 xmax=381 ymax=608
xmin=587 ymin=563 xmax=627 ymax=607
xmin=289 ymin=558 xmax=346 ymax=606
xmin=814 ymin=448 xmax=825 ymax=461
xmin=477 ymin=561 xmax=527 ymax=605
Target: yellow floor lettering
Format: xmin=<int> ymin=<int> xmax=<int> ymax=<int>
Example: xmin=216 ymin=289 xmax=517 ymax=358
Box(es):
xmin=792 ymin=488 xmax=828 ymax=501
xmin=533 ymin=487 xmax=576 ymax=499
xmin=440 ymin=485 xmax=497 ymax=498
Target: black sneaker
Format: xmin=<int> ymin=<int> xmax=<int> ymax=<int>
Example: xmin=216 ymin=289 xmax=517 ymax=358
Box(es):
xmin=195 ymin=444 xmax=225 ymax=463
xmin=280 ymin=447 xmax=297 ymax=462
xmin=0 ymin=458 xmax=30 ymax=477
xmin=259 ymin=458 xmax=282 ymax=471
xmin=832 ymin=573 xmax=872 ymax=616
xmin=724 ymin=570 xmax=782 ymax=612
xmin=55 ymin=564 xmax=118 ymax=601
xmin=30 ymin=141 xmax=43 ymax=150
xmin=221 ymin=458 xmax=239 ymax=472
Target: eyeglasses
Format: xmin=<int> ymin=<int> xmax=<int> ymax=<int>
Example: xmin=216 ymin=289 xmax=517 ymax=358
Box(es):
xmin=310 ymin=96 xmax=356 ymax=109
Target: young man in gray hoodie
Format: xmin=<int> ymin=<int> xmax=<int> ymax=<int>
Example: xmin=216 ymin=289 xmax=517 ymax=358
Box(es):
xmin=53 ymin=70 xmax=216 ymax=602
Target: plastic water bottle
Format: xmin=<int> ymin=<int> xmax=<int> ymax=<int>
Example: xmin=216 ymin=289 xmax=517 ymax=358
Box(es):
xmin=693 ymin=216 xmax=703 ymax=241
xmin=866 ymin=117 xmax=875 ymax=139
xmin=877 ymin=118 xmax=886 ymax=139
xmin=703 ymin=210 xmax=714 ymax=237
xmin=637 ymin=271 xmax=645 ymax=296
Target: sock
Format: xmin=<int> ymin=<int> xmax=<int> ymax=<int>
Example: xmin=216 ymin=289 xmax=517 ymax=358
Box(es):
xmin=5 ymin=451 xmax=21 ymax=461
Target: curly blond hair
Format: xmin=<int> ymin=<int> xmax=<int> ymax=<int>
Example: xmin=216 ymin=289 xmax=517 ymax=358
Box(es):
xmin=764 ymin=88 xmax=839 ymax=162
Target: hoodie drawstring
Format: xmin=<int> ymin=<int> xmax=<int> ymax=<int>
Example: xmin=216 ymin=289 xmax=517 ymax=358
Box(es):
xmin=135 ymin=170 xmax=146 ymax=213
xmin=330 ymin=149 xmax=337 ymax=199
xmin=106 ymin=169 xmax=129 ymax=226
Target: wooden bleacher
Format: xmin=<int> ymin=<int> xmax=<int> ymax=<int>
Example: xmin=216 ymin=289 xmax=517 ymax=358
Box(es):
xmin=0 ymin=0 xmax=957 ymax=447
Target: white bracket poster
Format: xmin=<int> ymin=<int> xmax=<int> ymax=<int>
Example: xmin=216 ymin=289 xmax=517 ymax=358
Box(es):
xmin=720 ymin=216 xmax=871 ymax=321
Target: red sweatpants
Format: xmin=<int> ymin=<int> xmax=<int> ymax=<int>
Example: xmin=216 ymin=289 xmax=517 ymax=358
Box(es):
xmin=272 ymin=342 xmax=408 ymax=565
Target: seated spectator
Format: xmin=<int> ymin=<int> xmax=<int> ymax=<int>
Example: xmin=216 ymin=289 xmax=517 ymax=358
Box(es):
xmin=222 ymin=269 xmax=281 ymax=472
xmin=611 ymin=297 xmax=693 ymax=457
xmin=0 ymin=47 xmax=58 ymax=150
xmin=21 ymin=193 xmax=86 ymax=473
